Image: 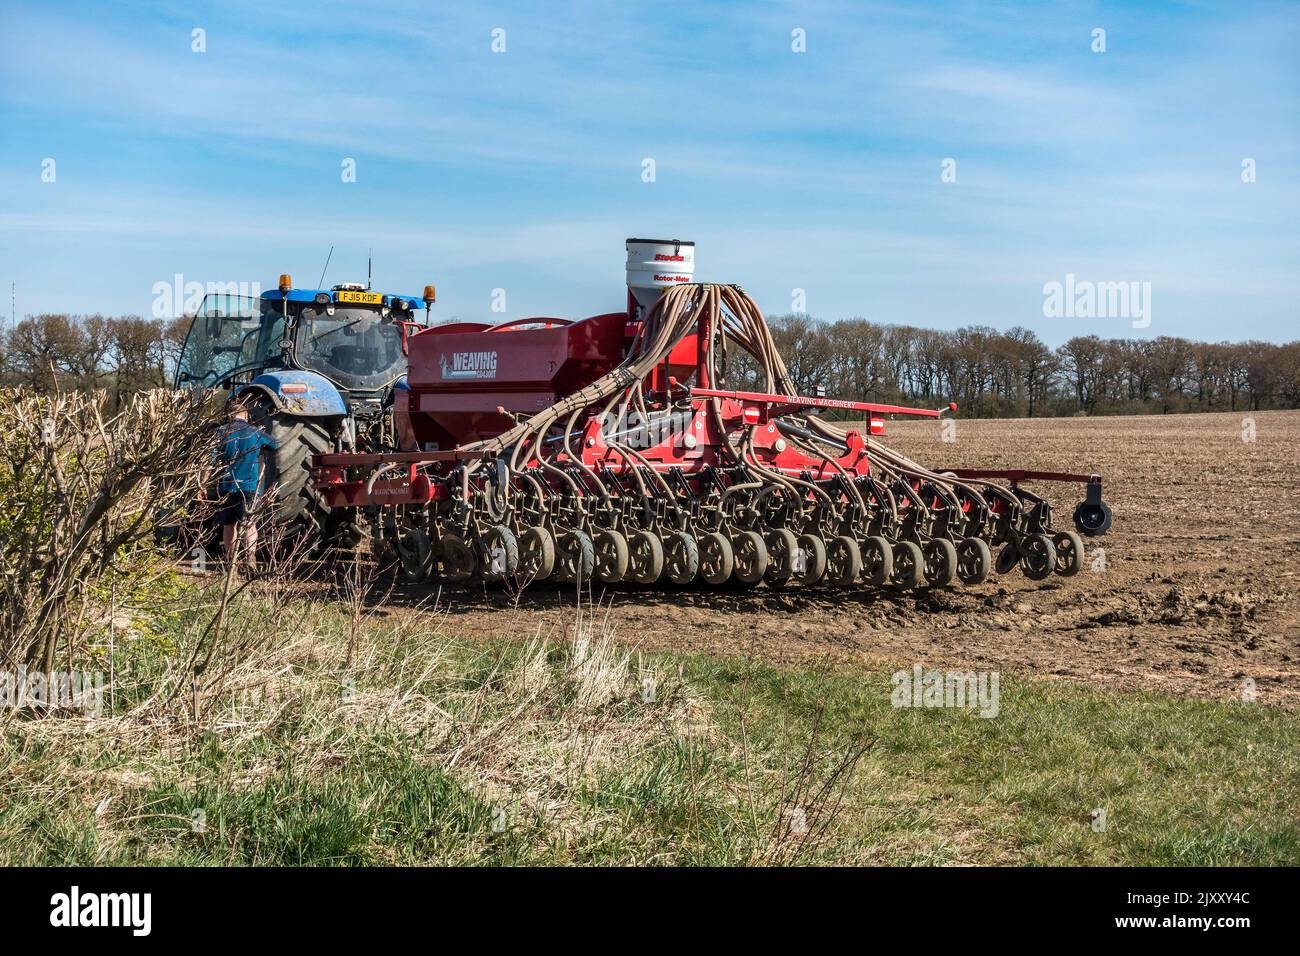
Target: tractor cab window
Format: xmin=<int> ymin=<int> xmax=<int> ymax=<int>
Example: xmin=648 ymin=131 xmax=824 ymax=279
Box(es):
xmin=297 ymin=305 xmax=405 ymax=388
xmin=175 ymin=294 xmax=262 ymax=387
xmin=254 ymin=301 xmax=289 ymax=365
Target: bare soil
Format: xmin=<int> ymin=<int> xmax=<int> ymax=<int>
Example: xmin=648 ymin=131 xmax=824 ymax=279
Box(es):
xmin=389 ymin=410 xmax=1300 ymax=704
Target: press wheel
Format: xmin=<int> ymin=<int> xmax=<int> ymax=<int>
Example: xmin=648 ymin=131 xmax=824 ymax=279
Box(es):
xmin=594 ymin=529 xmax=630 ymax=584
xmin=628 ymin=530 xmax=666 ymax=584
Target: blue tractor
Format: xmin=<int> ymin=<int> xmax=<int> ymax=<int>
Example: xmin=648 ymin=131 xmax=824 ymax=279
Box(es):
xmin=175 ymin=274 xmax=434 ymax=545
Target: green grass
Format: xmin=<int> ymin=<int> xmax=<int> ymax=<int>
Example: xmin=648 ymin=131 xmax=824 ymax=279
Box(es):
xmin=689 ymin=659 xmax=1299 ymax=864
xmin=0 ymin=582 xmax=1296 ymax=866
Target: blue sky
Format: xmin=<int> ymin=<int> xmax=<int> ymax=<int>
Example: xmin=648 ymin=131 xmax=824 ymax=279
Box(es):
xmin=1 ymin=0 xmax=1296 ymax=345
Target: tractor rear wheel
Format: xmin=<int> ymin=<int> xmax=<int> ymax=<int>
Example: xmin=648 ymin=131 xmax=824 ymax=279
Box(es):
xmin=253 ymin=404 xmax=358 ymax=551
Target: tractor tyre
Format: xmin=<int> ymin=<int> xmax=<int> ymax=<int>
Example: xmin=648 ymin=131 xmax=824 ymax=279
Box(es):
xmin=254 ymin=406 xmax=358 ymax=552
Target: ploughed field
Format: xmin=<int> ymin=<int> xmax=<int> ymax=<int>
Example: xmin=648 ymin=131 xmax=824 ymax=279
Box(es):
xmin=399 ymin=410 xmax=1300 ymax=704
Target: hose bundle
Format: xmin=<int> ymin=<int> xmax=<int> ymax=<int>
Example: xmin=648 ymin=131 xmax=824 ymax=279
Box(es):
xmin=453 ymin=283 xmax=1010 ymax=515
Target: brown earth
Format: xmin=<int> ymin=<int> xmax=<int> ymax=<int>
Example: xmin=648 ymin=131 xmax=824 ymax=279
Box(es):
xmin=389 ymin=410 xmax=1300 ymax=705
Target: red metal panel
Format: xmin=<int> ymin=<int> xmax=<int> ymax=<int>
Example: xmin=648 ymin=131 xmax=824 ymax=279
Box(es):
xmin=405 ymin=311 xmax=628 ymax=446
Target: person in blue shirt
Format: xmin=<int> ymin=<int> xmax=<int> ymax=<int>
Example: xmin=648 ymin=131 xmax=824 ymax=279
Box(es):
xmin=207 ymin=400 xmax=278 ymax=567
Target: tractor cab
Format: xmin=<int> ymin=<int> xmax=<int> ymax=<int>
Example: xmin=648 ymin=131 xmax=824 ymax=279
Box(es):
xmin=175 ymin=277 xmax=435 ymax=401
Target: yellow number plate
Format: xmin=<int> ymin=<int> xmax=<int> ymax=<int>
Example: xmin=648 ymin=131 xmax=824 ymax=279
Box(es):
xmin=336 ymin=290 xmax=382 ymax=304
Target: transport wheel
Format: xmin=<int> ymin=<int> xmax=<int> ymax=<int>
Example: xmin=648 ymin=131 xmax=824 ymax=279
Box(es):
xmin=890 ymin=541 xmax=924 ymax=589
xmin=395 ymin=528 xmax=432 ymax=583
xmin=1073 ymin=500 xmax=1112 ymax=537
xmin=956 ymin=537 xmax=992 ymax=585
xmin=922 ymin=538 xmax=958 ymax=587
xmin=793 ymin=534 xmax=828 ymax=586
xmin=440 ymin=534 xmax=476 ymax=583
xmin=1019 ymin=533 xmax=1057 ymax=581
xmin=826 ymin=535 xmax=862 ymax=587
xmin=1052 ymin=530 xmax=1084 ymax=577
xmin=665 ymin=531 xmax=700 ymax=585
xmin=594 ymin=529 xmax=630 ymax=584
xmin=699 ymin=532 xmax=734 ymax=585
xmin=860 ymin=535 xmax=893 ymax=587
xmin=519 ymin=526 xmax=556 ymax=581
xmin=556 ymin=530 xmax=595 ymax=584
xmin=480 ymin=525 xmax=519 ymax=583
xmin=764 ymin=529 xmax=799 ymax=585
xmin=731 ymin=531 xmax=769 ymax=586
xmin=995 ymin=542 xmax=1020 ymax=576
xmin=628 ymin=530 xmax=666 ymax=584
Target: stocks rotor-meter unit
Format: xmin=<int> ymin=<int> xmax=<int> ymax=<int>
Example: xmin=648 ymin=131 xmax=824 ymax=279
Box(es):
xmin=309 ymin=239 xmax=1112 ymax=590
xmin=174 ymin=274 xmax=435 ymax=544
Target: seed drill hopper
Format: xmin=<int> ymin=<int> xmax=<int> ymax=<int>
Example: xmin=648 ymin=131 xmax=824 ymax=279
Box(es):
xmin=311 ymin=239 xmax=1111 ymax=588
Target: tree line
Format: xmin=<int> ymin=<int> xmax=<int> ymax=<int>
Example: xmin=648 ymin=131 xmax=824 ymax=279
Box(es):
xmin=1 ymin=312 xmax=1297 ymax=417
xmin=0 ymin=314 xmax=190 ymax=409
xmin=756 ymin=315 xmax=1300 ymax=417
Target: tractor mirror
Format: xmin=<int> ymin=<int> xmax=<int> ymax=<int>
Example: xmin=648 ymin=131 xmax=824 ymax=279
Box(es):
xmin=204 ymin=313 xmax=222 ymax=338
